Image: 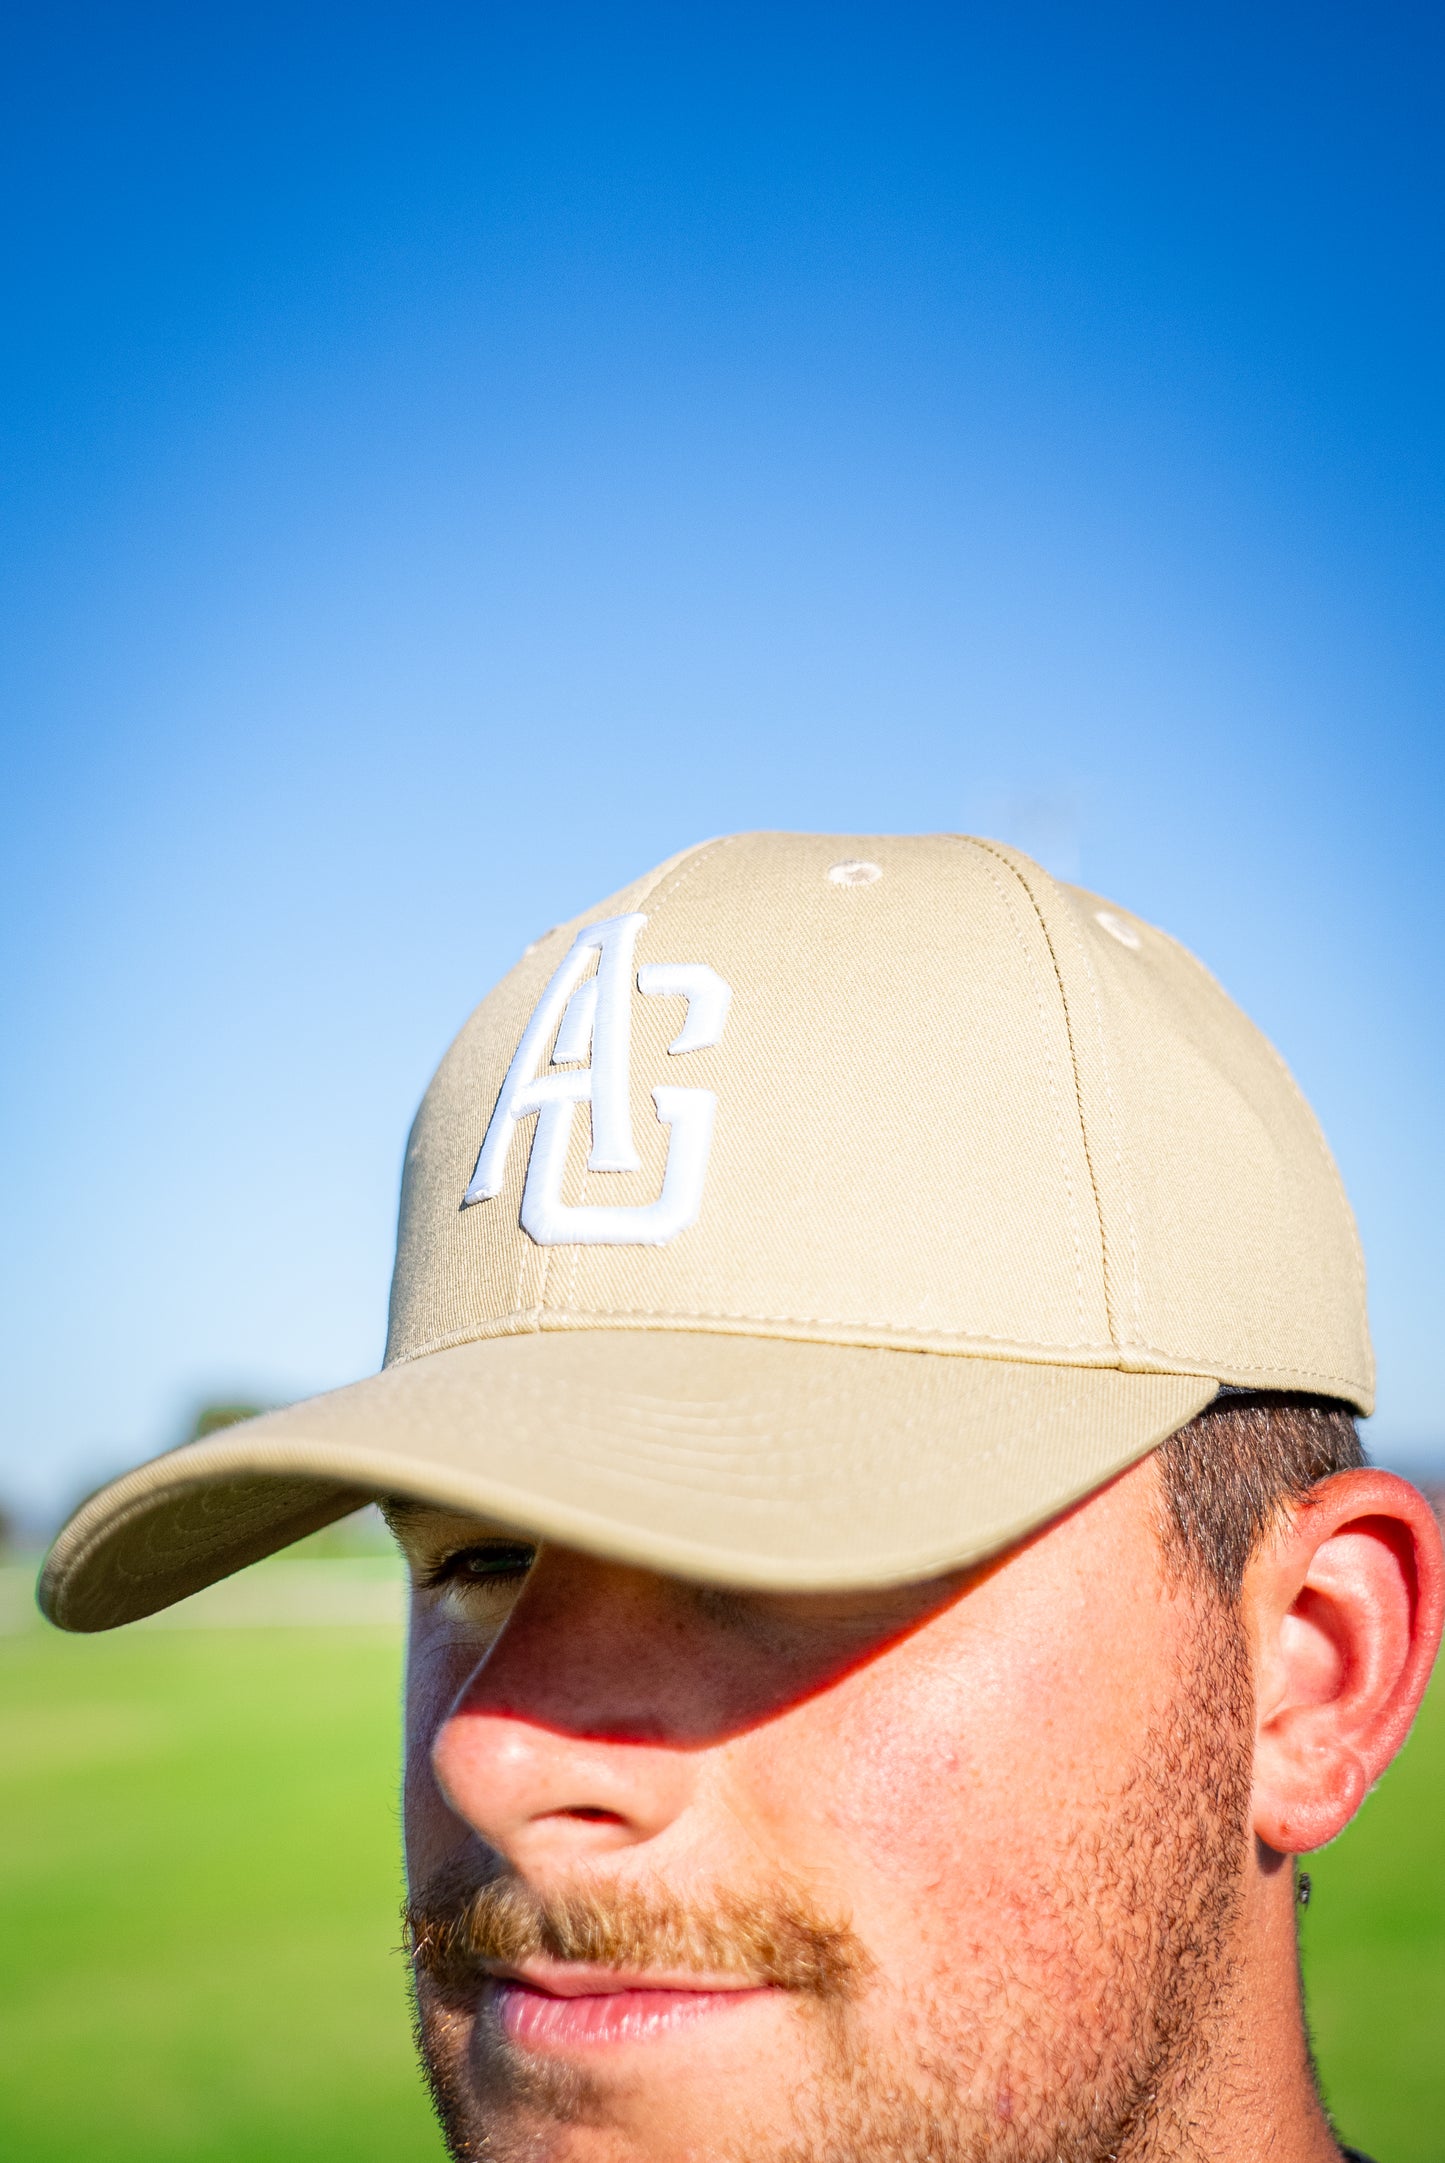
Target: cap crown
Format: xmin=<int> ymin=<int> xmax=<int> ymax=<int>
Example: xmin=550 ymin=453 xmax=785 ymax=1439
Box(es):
xmin=387 ymin=832 xmax=1371 ymax=1408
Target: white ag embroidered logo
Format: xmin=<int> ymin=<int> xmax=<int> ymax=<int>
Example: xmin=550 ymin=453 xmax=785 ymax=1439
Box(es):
xmin=462 ymin=914 xmax=732 ymax=1246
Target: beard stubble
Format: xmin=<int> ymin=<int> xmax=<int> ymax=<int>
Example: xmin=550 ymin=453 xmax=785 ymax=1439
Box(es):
xmin=405 ymin=1601 xmax=1255 ymax=2163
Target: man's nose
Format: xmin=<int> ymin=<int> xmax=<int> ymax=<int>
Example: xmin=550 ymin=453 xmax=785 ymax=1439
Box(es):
xmin=429 ymin=1552 xmax=701 ymax=1874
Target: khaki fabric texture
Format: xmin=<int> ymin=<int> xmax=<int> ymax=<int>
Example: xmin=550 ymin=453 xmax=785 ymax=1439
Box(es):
xmin=40 ymin=831 xmax=1372 ymax=1631
xmin=42 ymin=1338 xmax=1215 ymax=1630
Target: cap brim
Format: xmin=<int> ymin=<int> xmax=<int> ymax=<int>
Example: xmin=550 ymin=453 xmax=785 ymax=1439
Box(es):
xmin=38 ymin=1333 xmax=1217 ymax=1630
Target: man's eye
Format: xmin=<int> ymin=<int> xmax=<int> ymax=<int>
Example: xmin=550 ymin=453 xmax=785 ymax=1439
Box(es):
xmin=423 ymin=1541 xmax=536 ymax=1590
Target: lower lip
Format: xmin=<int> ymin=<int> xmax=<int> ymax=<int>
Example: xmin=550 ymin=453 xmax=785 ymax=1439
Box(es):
xmin=495 ymin=1980 xmax=769 ymax=2051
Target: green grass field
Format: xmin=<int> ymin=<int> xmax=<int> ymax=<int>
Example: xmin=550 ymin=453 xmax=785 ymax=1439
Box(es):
xmin=2 ymin=1565 xmax=1441 ymax=2161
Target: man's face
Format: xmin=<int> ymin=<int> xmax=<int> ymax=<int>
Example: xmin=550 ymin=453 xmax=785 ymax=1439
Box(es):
xmin=393 ymin=1457 xmax=1255 ymax=2163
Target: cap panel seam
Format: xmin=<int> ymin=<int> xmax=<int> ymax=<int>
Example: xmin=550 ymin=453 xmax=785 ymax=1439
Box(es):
xmin=1061 ymin=895 xmax=1144 ymax=1345
xmin=962 ymin=838 xmax=1123 ymax=1347
xmin=956 ymin=839 xmax=1089 ymax=1340
xmin=1272 ymin=1057 xmax=1370 ymax=1356
xmin=546 ymin=1305 xmax=1118 ymax=1347
xmin=384 ymin=1313 xmax=1365 ymax=1393
xmin=1123 ymin=916 xmax=1369 ymax=1387
xmin=631 ymin=830 xmax=743 ymax=915
xmin=393 ymin=1309 xmax=1119 ymax=1354
xmin=1223 ymin=962 xmax=1371 ymax=1381
xmin=532 ymin=1312 xmax=1356 ymax=1383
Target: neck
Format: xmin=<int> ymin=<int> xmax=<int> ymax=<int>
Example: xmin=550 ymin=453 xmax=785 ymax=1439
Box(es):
xmin=1119 ymin=1849 xmax=1341 ymax=2163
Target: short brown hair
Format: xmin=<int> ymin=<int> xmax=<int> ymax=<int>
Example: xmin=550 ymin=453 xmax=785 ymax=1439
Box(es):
xmin=1154 ymin=1392 xmax=1364 ymax=1603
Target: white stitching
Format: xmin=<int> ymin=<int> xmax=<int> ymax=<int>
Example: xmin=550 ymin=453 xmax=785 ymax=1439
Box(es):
xmin=537 ymin=835 xmax=742 ymax=1314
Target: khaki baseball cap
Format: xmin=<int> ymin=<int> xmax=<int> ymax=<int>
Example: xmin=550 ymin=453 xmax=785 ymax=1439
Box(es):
xmin=40 ymin=832 xmax=1372 ymax=1631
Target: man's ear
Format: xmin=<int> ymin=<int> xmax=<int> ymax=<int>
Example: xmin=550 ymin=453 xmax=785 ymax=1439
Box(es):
xmin=1246 ymin=1469 xmax=1444 ymax=1854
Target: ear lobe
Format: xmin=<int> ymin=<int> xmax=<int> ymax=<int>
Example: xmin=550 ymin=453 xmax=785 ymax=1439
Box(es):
xmin=1247 ymin=1472 xmax=1444 ymax=1855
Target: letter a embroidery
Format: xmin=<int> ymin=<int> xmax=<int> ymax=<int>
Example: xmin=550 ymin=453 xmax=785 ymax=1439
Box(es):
xmin=462 ymin=914 xmax=732 ymax=1245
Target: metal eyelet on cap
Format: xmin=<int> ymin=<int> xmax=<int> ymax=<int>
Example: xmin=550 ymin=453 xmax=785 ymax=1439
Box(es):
xmin=827 ymin=860 xmax=882 ymax=886
xmin=1094 ymin=908 xmax=1142 ymax=949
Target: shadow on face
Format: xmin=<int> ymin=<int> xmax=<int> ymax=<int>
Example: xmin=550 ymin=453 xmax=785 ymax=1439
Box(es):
xmin=392 ymin=1505 xmax=985 ymax=1746
xmin=387 ymin=1461 xmax=1270 ymax=2163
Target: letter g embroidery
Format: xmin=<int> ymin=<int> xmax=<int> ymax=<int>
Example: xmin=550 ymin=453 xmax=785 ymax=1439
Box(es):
xmin=462 ymin=914 xmax=732 ymax=1246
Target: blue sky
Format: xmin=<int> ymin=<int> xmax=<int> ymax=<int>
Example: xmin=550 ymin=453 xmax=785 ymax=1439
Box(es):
xmin=3 ymin=3 xmax=1443 ymax=1523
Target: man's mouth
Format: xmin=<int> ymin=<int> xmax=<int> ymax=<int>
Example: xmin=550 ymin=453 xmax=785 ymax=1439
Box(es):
xmin=487 ymin=1963 xmax=775 ymax=2051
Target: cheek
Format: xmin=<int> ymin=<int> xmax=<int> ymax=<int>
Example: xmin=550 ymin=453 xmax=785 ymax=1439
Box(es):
xmin=729 ymin=1646 xmax=1008 ymax=1903
xmin=732 ymin=1587 xmax=1163 ymax=1914
xmin=404 ymin=1602 xmax=466 ymax=1758
xmin=402 ymin=1599 xmax=497 ymax=1875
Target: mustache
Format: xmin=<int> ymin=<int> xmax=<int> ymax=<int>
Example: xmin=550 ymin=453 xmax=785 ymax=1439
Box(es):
xmin=403 ymin=1856 xmax=867 ymax=2002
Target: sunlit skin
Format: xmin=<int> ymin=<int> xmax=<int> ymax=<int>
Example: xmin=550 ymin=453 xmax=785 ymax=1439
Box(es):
xmin=393 ymin=1458 xmax=1443 ymax=2163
